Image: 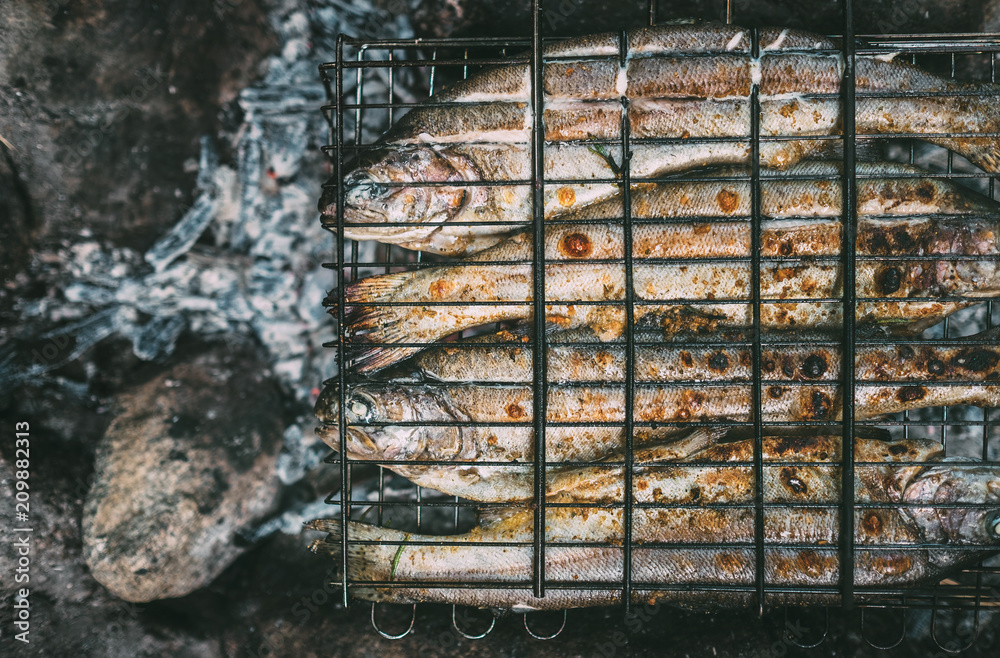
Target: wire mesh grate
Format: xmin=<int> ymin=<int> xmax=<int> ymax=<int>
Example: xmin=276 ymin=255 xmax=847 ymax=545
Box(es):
xmin=318 ymin=0 xmax=1000 ymax=647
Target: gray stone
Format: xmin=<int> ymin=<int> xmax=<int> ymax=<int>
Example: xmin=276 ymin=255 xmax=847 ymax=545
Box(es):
xmin=82 ymin=340 xmax=284 ymax=602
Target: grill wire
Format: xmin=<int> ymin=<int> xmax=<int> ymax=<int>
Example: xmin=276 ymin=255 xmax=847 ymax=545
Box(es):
xmin=318 ymin=0 xmax=1000 ymax=648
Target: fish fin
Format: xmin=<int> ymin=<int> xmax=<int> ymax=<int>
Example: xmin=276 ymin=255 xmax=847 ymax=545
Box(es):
xmin=344 ymin=271 xmax=418 ymax=304
xmin=344 ymin=306 xmax=423 ymax=373
xmin=306 ymin=519 xmax=412 ymax=582
xmin=476 ymin=506 xmax=526 ymax=528
xmin=340 ymin=273 xmax=431 ymax=373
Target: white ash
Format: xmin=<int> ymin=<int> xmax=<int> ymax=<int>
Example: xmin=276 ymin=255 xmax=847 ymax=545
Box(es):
xmin=249 ymin=497 xmax=335 ymax=542
xmin=276 ymin=421 xmax=331 ymax=485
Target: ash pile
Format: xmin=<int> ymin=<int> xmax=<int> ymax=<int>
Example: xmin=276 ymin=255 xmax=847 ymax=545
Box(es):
xmin=0 ymin=1 xmax=419 ymax=654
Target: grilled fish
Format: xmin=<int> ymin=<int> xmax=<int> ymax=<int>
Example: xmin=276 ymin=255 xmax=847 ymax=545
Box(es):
xmin=308 ymin=434 xmax=1000 ymax=611
xmin=378 ymin=159 xmax=1000 ymax=255
xmin=315 ymin=327 xmax=1000 ymax=501
xmin=323 ymin=24 xmax=1000 ymax=254
xmin=341 ymin=209 xmax=1000 ymax=372
xmin=413 ymin=325 xmax=1000 ymax=384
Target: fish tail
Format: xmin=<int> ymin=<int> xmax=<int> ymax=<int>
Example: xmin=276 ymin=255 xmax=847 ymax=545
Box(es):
xmin=344 ymin=272 xmax=418 ymax=304
xmin=476 ymin=506 xmax=525 ymax=529
xmin=305 ymin=518 xmax=343 ymax=545
xmin=953 ymin=136 xmax=1000 ymax=174
xmin=337 ymin=272 xmax=426 ymax=373
xmin=343 ymin=304 xmax=422 ymax=373
xmin=935 ymin=96 xmax=1000 ymax=173
xmin=307 ymin=519 xmax=414 ymax=584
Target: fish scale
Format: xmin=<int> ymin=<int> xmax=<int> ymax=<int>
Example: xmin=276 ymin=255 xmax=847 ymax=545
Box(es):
xmin=412 ymin=326 xmax=1000 ymax=384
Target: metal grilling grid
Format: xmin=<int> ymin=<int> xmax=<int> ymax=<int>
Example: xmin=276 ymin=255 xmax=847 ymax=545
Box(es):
xmin=318 ymin=0 xmax=1000 ymax=647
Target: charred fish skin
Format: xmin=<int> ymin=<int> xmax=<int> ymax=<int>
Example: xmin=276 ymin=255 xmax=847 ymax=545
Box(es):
xmin=322 ymin=379 xmax=1000 ymax=446
xmin=316 ymin=360 xmax=1000 ymax=501
xmin=338 ymin=156 xmax=1000 ymax=256
xmin=307 ymin=436 xmax=1000 ymax=611
xmin=324 ymin=24 xmax=1000 ymax=254
xmin=411 ymin=326 xmax=1000 ymax=385
xmin=339 ymin=207 xmax=1000 ymax=373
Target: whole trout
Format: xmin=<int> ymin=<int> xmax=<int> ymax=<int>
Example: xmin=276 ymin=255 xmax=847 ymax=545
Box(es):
xmin=315 ymin=328 xmax=1000 ymax=501
xmin=323 ymin=24 xmax=1000 ymax=254
xmin=341 ymin=205 xmax=1000 ymax=372
xmin=413 ymin=326 xmax=1000 ymax=385
xmin=308 ymin=435 xmax=1000 ymax=611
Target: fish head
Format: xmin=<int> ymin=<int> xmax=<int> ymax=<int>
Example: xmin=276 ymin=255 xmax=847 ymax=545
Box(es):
xmin=314 ymin=383 xmax=472 ymax=462
xmin=321 ymin=145 xmax=481 ymax=243
xmin=903 ymin=462 xmax=1000 ymax=546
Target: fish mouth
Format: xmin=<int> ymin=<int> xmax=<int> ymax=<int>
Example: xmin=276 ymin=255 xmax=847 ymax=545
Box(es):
xmin=314 ymin=423 xmax=388 ymax=460
xmin=313 ymin=384 xmax=339 ymax=424
xmin=314 ymin=423 xmax=391 ymax=461
xmin=315 ymin=424 xmax=339 ymax=450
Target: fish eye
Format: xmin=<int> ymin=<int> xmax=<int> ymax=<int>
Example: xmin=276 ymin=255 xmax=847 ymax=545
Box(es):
xmin=347 ymin=393 xmax=376 ymax=423
xmin=990 ymin=513 xmax=1000 ymax=539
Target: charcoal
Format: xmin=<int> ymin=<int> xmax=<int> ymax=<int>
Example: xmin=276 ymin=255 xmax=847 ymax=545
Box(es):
xmin=131 ymin=314 xmax=187 ymax=362
xmin=232 ymin=125 xmax=263 ymax=252
xmin=195 ymin=134 xmax=219 ymax=192
xmin=143 ymin=193 xmax=220 ymax=273
xmin=275 ymin=422 xmax=330 ymax=485
xmin=0 ymin=306 xmax=132 ymax=396
xmin=248 ymin=497 xmax=333 ymax=542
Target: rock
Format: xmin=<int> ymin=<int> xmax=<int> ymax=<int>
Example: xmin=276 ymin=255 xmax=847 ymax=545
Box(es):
xmin=0 ymin=0 xmax=276 ymax=252
xmin=82 ymin=339 xmax=284 ymax=602
xmin=0 ymin=424 xmax=224 ymax=656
